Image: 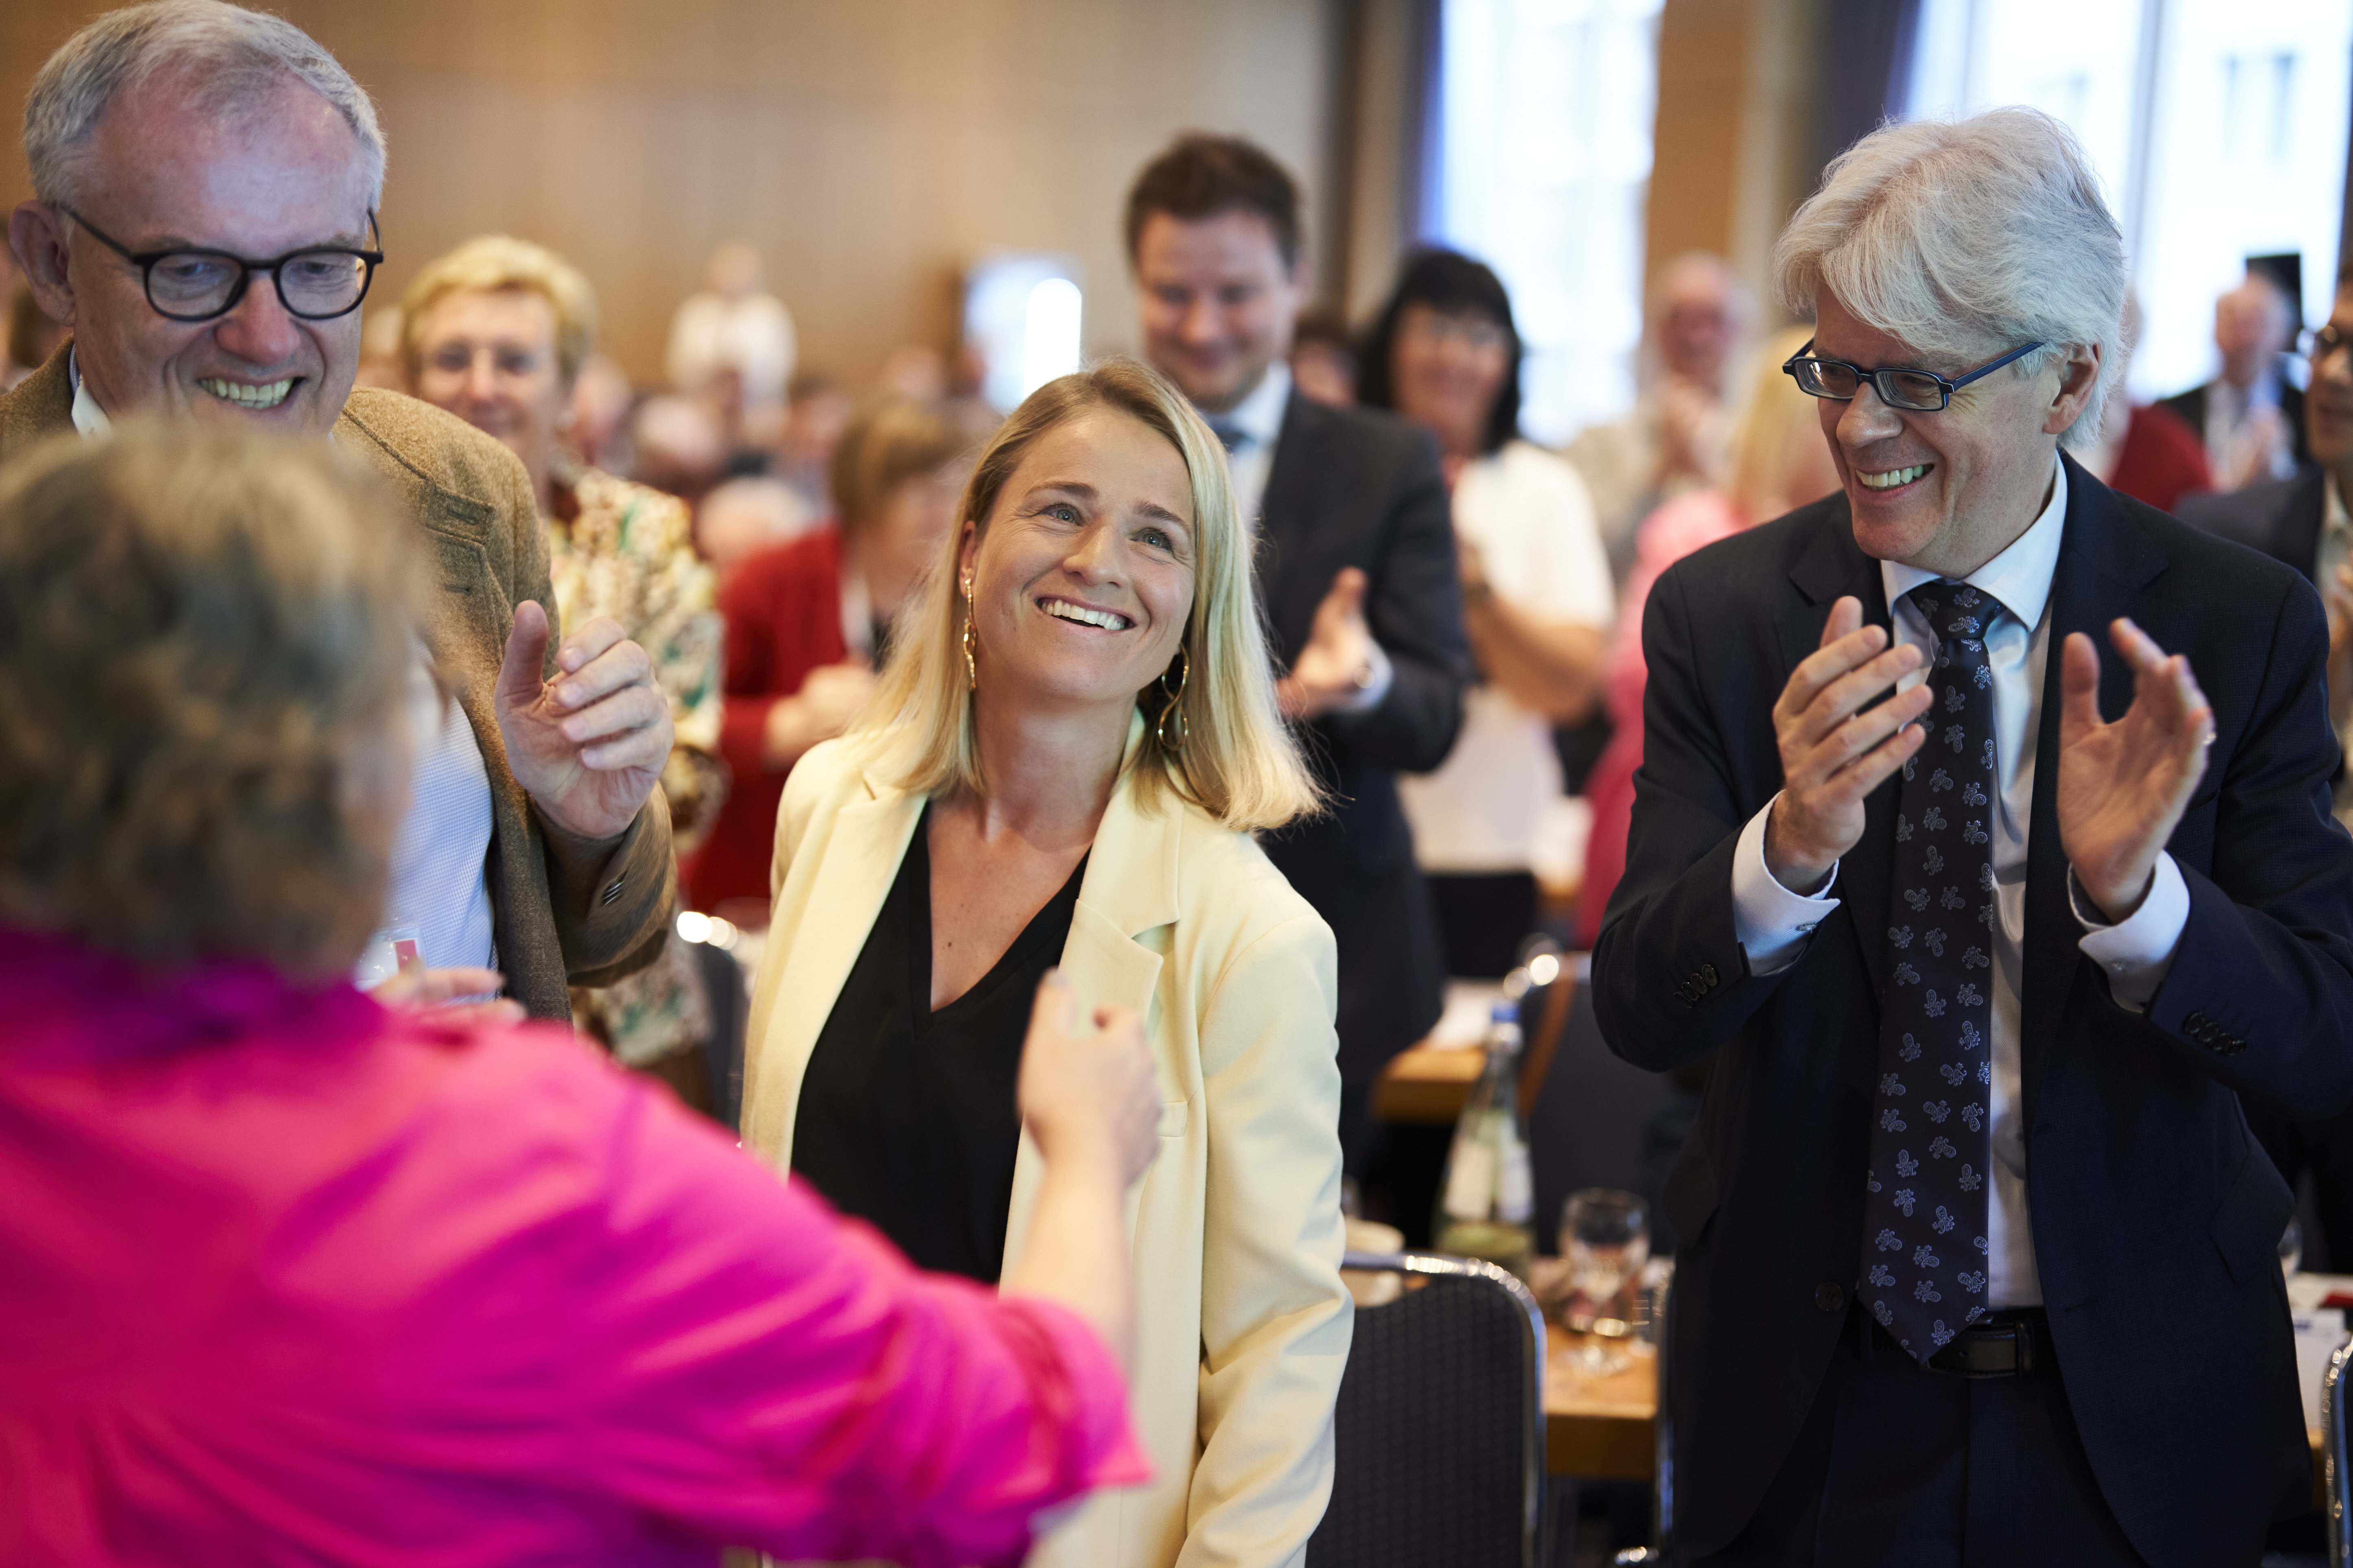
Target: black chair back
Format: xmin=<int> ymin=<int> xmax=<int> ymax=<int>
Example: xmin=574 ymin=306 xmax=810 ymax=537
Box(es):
xmin=1308 ymin=1252 xmax=1545 ymax=1568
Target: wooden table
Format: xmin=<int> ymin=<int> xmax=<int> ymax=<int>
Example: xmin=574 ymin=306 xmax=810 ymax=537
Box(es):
xmin=1371 ymin=1043 xmax=1483 ymax=1124
xmin=1540 ymin=1325 xmax=2330 ymax=1505
xmin=1544 ymin=1326 xmax=1655 ymax=1479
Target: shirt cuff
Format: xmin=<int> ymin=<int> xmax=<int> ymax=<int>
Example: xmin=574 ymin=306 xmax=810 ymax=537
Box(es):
xmin=2072 ymin=852 xmax=2189 ymax=1013
xmin=1328 ymin=639 xmax=1395 ymax=716
xmin=1732 ymin=794 xmax=1841 ymax=976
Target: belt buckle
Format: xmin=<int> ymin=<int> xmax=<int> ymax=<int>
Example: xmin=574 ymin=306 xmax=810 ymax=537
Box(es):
xmin=1934 ymin=1319 xmax=2033 ymax=1378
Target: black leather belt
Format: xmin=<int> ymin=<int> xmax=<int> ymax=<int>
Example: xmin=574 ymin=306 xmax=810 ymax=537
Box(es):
xmin=1923 ymin=1309 xmax=2045 ymax=1379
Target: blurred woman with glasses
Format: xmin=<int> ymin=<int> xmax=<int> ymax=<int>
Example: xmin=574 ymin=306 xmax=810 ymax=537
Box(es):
xmin=0 ymin=422 xmax=1160 ymax=1563
xmin=1357 ymin=248 xmax=1615 ymax=976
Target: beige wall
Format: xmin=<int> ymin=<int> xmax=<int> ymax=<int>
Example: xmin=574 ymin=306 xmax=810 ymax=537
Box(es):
xmin=1643 ymin=0 xmax=1822 ymax=328
xmin=0 ymin=0 xmax=1336 ymax=388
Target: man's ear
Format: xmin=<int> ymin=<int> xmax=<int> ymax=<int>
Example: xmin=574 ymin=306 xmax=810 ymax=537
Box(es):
xmin=2045 ymin=341 xmax=2102 ymax=437
xmin=10 ymin=203 xmax=76 ymax=330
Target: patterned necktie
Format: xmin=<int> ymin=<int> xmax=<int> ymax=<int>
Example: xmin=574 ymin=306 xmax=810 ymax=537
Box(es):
xmin=1858 ymin=579 xmax=2004 ymax=1361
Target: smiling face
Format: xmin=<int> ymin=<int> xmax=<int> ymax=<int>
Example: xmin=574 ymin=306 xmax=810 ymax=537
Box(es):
xmin=410 ymin=287 xmax=569 ymax=499
xmin=957 ymin=409 xmax=1197 ymax=723
xmin=1133 ymin=209 xmax=1306 ymax=414
xmin=1813 ymin=290 xmax=2096 ymax=577
xmin=43 ymin=75 xmax=370 ymax=435
xmin=1391 ymin=303 xmax=1510 ymax=458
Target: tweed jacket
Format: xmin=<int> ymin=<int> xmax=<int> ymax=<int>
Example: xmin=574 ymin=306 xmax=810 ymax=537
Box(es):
xmin=742 ymin=723 xmax=1353 ymax=1568
xmin=0 ymin=348 xmax=675 ymax=1019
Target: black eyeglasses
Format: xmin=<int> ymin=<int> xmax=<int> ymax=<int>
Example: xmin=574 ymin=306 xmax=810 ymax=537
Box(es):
xmin=58 ymin=205 xmax=383 ymax=323
xmin=1782 ymin=337 xmax=2046 ymax=412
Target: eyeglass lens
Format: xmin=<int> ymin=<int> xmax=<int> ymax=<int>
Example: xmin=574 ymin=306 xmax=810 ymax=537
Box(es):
xmin=1793 ymin=357 xmax=1946 ymax=410
xmin=147 ymin=250 xmax=371 ymax=320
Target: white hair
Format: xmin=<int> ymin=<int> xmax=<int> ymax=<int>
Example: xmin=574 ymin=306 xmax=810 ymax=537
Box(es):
xmin=25 ymin=0 xmax=386 ymax=213
xmin=1773 ymin=107 xmax=2125 ymax=449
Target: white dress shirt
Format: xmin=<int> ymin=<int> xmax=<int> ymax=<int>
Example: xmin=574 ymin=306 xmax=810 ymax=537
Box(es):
xmin=1207 ymin=359 xmax=1392 ymax=713
xmin=1730 ymin=455 xmax=2191 ymax=1306
xmin=1212 ymin=357 xmax=1290 ymax=529
xmin=1400 ymin=441 xmax=1613 ymax=871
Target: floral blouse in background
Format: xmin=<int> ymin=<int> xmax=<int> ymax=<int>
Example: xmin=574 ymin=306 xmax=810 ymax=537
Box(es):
xmin=548 ymin=458 xmax=727 ymax=1068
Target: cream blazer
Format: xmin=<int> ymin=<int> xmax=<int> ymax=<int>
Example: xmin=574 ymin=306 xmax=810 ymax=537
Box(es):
xmin=743 ymin=729 xmax=1353 ymax=1568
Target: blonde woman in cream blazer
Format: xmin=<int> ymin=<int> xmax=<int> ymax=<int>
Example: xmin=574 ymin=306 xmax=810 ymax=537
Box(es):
xmin=744 ymin=359 xmax=1352 ymax=1568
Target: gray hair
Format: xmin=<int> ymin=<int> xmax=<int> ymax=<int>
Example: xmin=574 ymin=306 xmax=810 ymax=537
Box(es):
xmin=1773 ymin=107 xmax=2125 ymax=449
xmin=26 ymin=1 xmax=386 ymax=213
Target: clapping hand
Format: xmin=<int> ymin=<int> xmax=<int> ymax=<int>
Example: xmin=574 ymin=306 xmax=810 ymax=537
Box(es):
xmin=1764 ymin=596 xmax=1934 ymax=892
xmin=494 ymin=600 xmax=674 ymax=841
xmin=2056 ymin=618 xmax=2213 ymax=921
xmin=1277 ymin=566 xmax=1375 ymax=722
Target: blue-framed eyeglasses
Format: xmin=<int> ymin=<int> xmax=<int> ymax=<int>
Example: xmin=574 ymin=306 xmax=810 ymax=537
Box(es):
xmin=1782 ymin=338 xmax=2046 ymax=412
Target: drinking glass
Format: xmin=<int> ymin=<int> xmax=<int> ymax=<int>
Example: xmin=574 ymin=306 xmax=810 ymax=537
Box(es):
xmin=1560 ymin=1188 xmax=1649 ymax=1376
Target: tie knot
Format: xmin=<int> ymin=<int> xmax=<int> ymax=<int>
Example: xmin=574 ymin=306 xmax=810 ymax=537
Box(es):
xmin=1206 ymin=420 xmax=1244 ymax=455
xmin=1908 ymin=580 xmax=2004 ymax=645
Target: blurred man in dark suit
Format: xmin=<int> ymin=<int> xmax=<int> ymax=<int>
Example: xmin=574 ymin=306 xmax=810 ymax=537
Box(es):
xmin=2159 ymin=270 xmax=2308 ymax=492
xmin=2179 ymin=270 xmax=2353 ymax=597
xmin=1123 ymin=135 xmax=1470 ymax=1172
xmin=1596 ymin=108 xmax=2353 ymax=1564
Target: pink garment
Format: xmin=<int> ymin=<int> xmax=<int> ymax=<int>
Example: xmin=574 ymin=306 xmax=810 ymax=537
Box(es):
xmin=1579 ymin=491 xmax=1750 ymax=946
xmin=0 ymin=928 xmax=1145 ymax=1566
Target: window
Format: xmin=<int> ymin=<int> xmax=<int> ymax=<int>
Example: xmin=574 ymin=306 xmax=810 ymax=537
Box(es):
xmin=1907 ymin=0 xmax=2353 ymax=400
xmin=1428 ymin=0 xmax=1667 ymax=444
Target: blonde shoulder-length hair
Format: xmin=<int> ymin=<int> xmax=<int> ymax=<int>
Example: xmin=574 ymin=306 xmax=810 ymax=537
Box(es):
xmin=853 ymin=357 xmax=1320 ymax=833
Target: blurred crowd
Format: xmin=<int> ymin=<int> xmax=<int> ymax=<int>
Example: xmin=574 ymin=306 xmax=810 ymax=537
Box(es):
xmin=0 ymin=125 xmax=2323 ymax=1108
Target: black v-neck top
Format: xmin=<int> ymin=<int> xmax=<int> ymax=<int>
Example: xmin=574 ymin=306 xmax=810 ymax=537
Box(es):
xmin=791 ymin=806 xmax=1089 ymax=1283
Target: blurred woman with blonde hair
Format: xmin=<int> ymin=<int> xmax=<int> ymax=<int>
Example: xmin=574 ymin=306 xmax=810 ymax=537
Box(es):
xmin=743 ymin=357 xmax=1353 ymax=1568
xmin=1578 ymin=322 xmax=1843 ymax=941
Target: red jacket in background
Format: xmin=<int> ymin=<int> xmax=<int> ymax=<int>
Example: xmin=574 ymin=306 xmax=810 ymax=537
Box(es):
xmin=2109 ymin=401 xmax=2212 ymax=515
xmin=687 ymin=530 xmax=850 ymax=912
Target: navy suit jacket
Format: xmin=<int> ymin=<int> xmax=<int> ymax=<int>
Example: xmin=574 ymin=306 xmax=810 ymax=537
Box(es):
xmin=1592 ymin=455 xmax=2353 ymax=1564
xmin=2177 ymin=464 xmax=2328 ymax=584
xmin=1254 ymin=391 xmax=1470 ymax=1080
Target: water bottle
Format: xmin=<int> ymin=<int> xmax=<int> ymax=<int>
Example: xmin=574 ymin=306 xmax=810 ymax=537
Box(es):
xmin=1433 ymin=999 xmax=1536 ymax=1276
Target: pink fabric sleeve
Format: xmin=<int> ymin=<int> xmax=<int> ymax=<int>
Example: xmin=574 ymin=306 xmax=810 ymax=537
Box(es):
xmin=568 ymin=1056 xmax=1149 ymax=1567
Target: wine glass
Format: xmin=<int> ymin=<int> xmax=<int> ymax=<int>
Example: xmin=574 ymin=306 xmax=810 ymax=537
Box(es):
xmin=1560 ymin=1188 xmax=1649 ymax=1376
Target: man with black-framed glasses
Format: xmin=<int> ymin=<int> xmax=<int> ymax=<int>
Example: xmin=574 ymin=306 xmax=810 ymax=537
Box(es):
xmin=1594 ymin=106 xmax=2353 ymax=1563
xmin=0 ymin=0 xmax=678 ymax=1024
xmin=2179 ymin=273 xmax=2353 ymax=1298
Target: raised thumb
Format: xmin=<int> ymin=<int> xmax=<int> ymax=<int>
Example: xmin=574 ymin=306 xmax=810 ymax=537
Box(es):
xmin=496 ymin=600 xmax=551 ymax=712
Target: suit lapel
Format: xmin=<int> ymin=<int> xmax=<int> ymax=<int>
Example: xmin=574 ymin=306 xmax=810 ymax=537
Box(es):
xmin=1777 ymin=502 xmax=1899 ymax=999
xmin=739 ymin=774 xmax=925 ymax=1164
xmin=1001 ymin=732 xmax=1177 ymax=1275
xmin=1254 ymin=392 xmax=1331 ymax=662
xmin=2020 ymin=461 xmax=2168 ymax=1089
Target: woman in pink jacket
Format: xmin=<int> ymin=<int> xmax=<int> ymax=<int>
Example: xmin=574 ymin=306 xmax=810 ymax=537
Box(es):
xmin=0 ymin=425 xmax=1157 ymax=1567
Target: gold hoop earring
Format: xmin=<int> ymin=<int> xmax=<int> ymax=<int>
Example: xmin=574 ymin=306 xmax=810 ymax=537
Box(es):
xmin=1155 ymin=645 xmax=1190 ymax=751
xmin=961 ymin=577 xmax=977 ymax=691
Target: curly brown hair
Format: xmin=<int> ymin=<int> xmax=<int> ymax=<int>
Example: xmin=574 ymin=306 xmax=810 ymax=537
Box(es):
xmin=0 ymin=424 xmax=425 ymax=976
